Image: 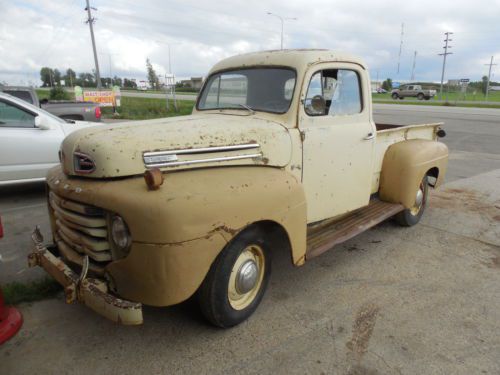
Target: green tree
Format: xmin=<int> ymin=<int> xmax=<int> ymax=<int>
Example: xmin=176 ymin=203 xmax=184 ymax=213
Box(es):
xmin=481 ymin=75 xmax=488 ymax=95
xmin=123 ymin=78 xmax=137 ymax=89
xmin=49 ymin=86 xmax=69 ymax=100
xmin=53 ymin=69 xmax=62 ymax=86
xmin=382 ymin=78 xmax=393 ymax=91
xmin=64 ymin=68 xmax=76 ymax=87
xmin=112 ymin=76 xmax=122 ymax=87
xmin=40 ymin=67 xmax=54 ymax=87
xmin=146 ymin=58 xmax=159 ymax=90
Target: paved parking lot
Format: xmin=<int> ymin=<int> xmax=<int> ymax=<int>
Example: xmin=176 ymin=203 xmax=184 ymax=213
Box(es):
xmin=1 ymin=105 xmax=500 ymax=374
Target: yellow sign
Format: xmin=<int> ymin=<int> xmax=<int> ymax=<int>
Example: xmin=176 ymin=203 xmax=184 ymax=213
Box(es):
xmin=83 ymin=90 xmax=116 ymax=107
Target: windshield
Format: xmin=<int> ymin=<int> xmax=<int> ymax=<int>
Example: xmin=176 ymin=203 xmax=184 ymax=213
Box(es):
xmin=197 ymin=68 xmax=296 ymax=114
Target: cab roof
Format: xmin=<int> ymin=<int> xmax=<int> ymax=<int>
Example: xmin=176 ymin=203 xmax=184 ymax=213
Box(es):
xmin=209 ymin=49 xmax=367 ymax=75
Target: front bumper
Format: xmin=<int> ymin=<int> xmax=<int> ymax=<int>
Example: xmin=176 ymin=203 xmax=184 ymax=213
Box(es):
xmin=28 ymin=227 xmax=143 ymax=325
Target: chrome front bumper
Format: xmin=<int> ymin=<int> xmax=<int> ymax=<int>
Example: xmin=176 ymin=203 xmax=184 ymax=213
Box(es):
xmin=28 ymin=227 xmax=143 ymax=325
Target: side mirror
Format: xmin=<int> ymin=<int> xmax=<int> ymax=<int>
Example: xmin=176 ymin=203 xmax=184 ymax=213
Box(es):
xmin=305 ymin=95 xmax=326 ymax=115
xmin=35 ymin=115 xmax=52 ymax=130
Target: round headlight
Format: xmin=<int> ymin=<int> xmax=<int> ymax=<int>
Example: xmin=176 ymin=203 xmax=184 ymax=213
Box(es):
xmin=110 ymin=215 xmax=131 ymax=251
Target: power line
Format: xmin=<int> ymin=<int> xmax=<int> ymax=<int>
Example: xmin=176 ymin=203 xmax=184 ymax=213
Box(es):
xmin=484 ymin=56 xmax=498 ymax=101
xmin=396 ymin=23 xmax=404 ymax=75
xmin=439 ymin=32 xmax=453 ymax=100
xmin=85 ymin=0 xmax=102 ymax=89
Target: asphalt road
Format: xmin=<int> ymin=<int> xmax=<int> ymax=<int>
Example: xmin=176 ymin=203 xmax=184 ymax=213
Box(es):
xmin=121 ymin=90 xmax=197 ymax=101
xmin=1 ymin=105 xmax=500 ymax=374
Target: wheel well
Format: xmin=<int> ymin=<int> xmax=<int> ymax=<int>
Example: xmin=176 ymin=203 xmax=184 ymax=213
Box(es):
xmin=239 ymin=220 xmax=293 ymax=265
xmin=426 ymin=167 xmax=439 ymax=187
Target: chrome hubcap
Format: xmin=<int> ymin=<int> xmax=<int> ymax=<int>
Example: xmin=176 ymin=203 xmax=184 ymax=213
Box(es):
xmin=228 ymin=245 xmax=265 ymax=310
xmin=415 ymin=189 xmax=424 ymax=207
xmin=236 ymin=260 xmax=258 ymax=294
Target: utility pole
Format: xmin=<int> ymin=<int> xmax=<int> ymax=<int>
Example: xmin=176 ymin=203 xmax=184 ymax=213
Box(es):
xmin=439 ymin=32 xmax=453 ymax=100
xmin=484 ymin=56 xmax=497 ymax=101
xmin=396 ymin=23 xmax=404 ymax=75
xmin=85 ymin=0 xmax=102 ymax=89
xmin=410 ymin=51 xmax=417 ymax=81
xmin=266 ymin=12 xmax=297 ymax=50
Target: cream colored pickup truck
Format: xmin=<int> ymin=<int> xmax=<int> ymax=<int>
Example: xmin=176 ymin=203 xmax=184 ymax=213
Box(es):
xmin=28 ymin=50 xmax=448 ymax=327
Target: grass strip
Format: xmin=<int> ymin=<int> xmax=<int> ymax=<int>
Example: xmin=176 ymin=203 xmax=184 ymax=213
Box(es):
xmin=2 ymin=277 xmax=62 ymax=305
xmin=101 ymin=96 xmax=195 ymax=120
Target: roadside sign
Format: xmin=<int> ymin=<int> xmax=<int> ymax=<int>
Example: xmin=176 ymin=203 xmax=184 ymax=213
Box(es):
xmin=392 ymin=82 xmax=401 ymax=88
xmin=460 ymin=79 xmax=470 ymax=83
xmin=82 ymin=90 xmax=118 ymax=107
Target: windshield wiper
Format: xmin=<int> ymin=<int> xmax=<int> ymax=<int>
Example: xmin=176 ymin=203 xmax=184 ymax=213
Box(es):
xmin=237 ymin=104 xmax=255 ymax=115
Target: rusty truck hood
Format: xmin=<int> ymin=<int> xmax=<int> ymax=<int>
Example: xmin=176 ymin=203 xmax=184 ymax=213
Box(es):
xmin=60 ymin=114 xmax=292 ymax=178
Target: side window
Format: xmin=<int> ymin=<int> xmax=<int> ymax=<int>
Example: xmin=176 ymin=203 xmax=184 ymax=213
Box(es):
xmin=304 ymin=72 xmax=337 ymax=115
xmin=329 ymin=70 xmax=362 ymax=116
xmin=3 ymin=90 xmax=34 ymax=104
xmin=0 ymin=100 xmax=36 ymax=128
xmin=304 ymin=69 xmax=362 ymax=116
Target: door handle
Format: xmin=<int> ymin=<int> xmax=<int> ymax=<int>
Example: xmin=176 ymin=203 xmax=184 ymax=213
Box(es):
xmin=363 ymin=132 xmax=374 ymax=140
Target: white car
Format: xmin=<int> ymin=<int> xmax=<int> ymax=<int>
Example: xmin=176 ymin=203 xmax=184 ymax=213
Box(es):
xmin=0 ymin=92 xmax=98 ymax=185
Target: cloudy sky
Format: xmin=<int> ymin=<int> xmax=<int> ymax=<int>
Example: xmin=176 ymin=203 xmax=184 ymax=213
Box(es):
xmin=1 ymin=0 xmax=499 ymax=85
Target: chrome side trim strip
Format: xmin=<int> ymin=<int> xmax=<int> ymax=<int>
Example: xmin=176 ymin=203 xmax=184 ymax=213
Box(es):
xmin=146 ymin=153 xmax=262 ymax=168
xmin=143 ymin=143 xmax=260 ymax=157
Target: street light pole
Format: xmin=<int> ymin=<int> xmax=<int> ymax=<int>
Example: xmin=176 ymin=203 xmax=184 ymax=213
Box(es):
xmin=266 ymin=12 xmax=297 ymax=50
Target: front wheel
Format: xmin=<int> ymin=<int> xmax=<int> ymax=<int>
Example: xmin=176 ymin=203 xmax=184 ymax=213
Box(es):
xmin=417 ymin=93 xmax=424 ymax=100
xmin=198 ymin=227 xmax=271 ymax=328
xmin=395 ymin=176 xmax=429 ymax=227
xmin=391 ymin=93 xmax=399 ymax=100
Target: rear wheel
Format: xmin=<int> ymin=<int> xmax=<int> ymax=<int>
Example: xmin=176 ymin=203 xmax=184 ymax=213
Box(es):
xmin=198 ymin=227 xmax=271 ymax=328
xmin=395 ymin=176 xmax=429 ymax=227
xmin=417 ymin=93 xmax=424 ymax=100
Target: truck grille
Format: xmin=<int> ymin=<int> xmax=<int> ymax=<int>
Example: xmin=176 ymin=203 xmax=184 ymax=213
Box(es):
xmin=48 ymin=192 xmax=112 ymax=262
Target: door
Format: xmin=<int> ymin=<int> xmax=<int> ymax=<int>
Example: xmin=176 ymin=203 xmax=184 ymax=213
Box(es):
xmin=299 ymin=63 xmax=375 ymax=223
xmin=0 ymin=98 xmax=63 ymax=182
xmin=401 ymin=85 xmax=413 ymax=97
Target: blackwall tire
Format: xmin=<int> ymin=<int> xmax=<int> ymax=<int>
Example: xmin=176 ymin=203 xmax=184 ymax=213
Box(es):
xmin=198 ymin=226 xmax=271 ymax=328
xmin=395 ymin=176 xmax=429 ymax=227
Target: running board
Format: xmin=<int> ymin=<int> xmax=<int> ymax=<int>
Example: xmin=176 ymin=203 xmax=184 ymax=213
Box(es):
xmin=306 ymin=199 xmax=404 ymax=259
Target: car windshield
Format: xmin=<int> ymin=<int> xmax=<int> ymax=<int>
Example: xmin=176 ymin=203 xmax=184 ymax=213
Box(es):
xmin=197 ymin=68 xmax=296 ymax=114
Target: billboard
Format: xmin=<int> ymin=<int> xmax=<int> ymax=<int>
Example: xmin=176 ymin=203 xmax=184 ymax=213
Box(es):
xmin=74 ymin=86 xmax=121 ymax=107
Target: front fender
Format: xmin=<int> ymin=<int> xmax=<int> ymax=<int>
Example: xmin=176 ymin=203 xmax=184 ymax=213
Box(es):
xmin=379 ymin=139 xmax=448 ymax=208
xmin=47 ymin=166 xmax=307 ymax=306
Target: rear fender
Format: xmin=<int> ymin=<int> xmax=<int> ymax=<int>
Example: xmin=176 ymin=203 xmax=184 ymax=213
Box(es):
xmin=379 ymin=139 xmax=448 ymax=208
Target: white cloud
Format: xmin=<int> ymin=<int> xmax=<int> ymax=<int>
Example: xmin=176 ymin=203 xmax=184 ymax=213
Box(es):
xmin=1 ymin=0 xmax=499 ymax=85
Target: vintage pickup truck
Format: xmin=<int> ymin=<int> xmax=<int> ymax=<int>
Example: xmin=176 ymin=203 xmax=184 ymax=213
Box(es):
xmin=391 ymin=84 xmax=437 ymax=100
xmin=28 ymin=50 xmax=448 ymax=327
